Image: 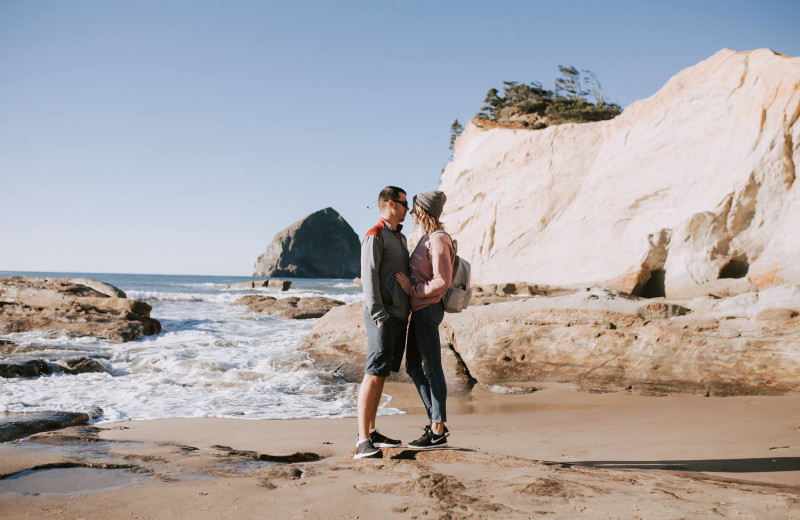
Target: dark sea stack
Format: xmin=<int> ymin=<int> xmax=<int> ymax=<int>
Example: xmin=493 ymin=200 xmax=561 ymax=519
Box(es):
xmin=0 ymin=276 xmax=161 ymax=342
xmin=253 ymin=207 xmax=360 ymax=278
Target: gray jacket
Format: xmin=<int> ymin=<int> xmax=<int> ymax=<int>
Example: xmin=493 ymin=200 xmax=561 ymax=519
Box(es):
xmin=361 ymin=219 xmax=410 ymax=324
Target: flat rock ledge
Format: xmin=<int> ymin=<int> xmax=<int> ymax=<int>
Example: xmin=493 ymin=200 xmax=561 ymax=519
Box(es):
xmin=234 ymin=295 xmax=345 ymax=320
xmin=301 ymin=285 xmax=800 ymax=396
xmin=469 ymin=282 xmax=578 ymax=306
xmin=0 ymin=409 xmax=101 ymax=443
xmin=226 ymin=279 xmax=292 ymax=291
xmin=0 ymin=276 xmax=161 ymax=342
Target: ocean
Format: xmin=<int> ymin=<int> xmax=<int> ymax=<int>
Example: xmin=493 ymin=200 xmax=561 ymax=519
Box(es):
xmin=0 ymin=272 xmax=399 ymax=423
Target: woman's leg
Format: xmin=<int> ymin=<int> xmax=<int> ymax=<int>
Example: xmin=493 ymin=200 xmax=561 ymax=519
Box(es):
xmin=415 ymin=304 xmax=447 ymax=425
xmin=405 ymin=311 xmax=433 ymax=421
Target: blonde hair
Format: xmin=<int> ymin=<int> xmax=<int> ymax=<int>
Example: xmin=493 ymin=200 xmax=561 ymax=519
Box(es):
xmin=413 ymin=206 xmax=444 ymax=234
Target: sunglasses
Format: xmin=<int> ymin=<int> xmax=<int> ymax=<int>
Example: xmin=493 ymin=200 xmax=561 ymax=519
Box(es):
xmin=391 ymin=199 xmax=409 ymax=209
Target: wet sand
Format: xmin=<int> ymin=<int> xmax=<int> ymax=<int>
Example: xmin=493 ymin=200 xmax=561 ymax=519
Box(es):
xmin=1 ymin=383 xmax=799 ymax=519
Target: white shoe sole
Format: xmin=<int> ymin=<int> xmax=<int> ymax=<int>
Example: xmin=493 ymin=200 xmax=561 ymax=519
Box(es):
xmin=353 ymin=449 xmax=381 ymax=459
xmin=372 ymin=442 xmax=401 ymax=448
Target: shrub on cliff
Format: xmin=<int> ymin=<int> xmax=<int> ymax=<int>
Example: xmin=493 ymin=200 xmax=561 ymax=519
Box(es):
xmin=473 ymin=66 xmax=621 ymax=128
xmin=545 ymin=98 xmax=623 ymax=123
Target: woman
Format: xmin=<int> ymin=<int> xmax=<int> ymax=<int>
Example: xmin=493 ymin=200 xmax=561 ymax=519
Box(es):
xmin=396 ymin=190 xmax=454 ymax=449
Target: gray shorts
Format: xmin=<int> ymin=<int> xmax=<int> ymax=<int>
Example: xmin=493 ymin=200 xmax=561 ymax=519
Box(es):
xmin=364 ymin=310 xmax=408 ymax=377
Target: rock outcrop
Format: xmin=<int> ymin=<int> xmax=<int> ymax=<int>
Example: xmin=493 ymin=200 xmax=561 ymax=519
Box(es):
xmin=253 ymin=207 xmax=360 ymax=278
xmin=0 ymin=409 xmax=101 ymax=442
xmin=0 ymin=357 xmax=108 ymax=378
xmin=234 ymin=295 xmax=345 ymax=320
xmin=299 ymin=302 xmax=474 ymax=391
xmin=301 ymin=286 xmax=800 ymax=396
xmin=470 ymin=283 xmax=575 ymax=305
xmin=226 ymin=279 xmax=292 ymax=291
xmin=0 ymin=277 xmax=161 ymax=342
xmin=440 ymin=49 xmax=800 ymax=298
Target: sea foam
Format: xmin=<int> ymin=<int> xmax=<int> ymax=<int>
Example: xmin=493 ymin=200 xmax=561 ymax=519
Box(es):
xmin=0 ymin=274 xmax=396 ymax=423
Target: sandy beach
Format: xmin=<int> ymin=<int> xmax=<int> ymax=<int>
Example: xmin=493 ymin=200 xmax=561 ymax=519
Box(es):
xmin=2 ymin=382 xmax=799 ymax=519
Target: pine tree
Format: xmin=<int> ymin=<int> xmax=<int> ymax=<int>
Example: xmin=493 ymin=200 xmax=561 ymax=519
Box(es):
xmin=582 ymin=69 xmax=605 ymax=106
xmin=449 ymin=119 xmax=463 ymax=151
xmin=554 ymin=65 xmax=585 ymax=101
xmin=477 ymin=88 xmax=505 ymax=121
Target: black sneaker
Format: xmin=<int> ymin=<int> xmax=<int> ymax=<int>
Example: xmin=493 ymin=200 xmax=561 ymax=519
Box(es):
xmin=353 ymin=439 xmax=381 ymax=459
xmin=425 ymin=424 xmax=450 ymax=437
xmin=407 ymin=427 xmax=448 ymax=450
xmin=370 ymin=430 xmax=401 ymax=448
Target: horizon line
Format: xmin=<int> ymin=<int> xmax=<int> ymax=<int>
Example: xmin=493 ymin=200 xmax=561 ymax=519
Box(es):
xmin=0 ymin=269 xmax=254 ymax=278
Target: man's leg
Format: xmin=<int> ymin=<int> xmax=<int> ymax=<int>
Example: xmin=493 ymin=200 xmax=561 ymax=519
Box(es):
xmin=357 ymin=374 xmax=386 ymax=440
xmin=367 ymin=376 xmax=386 ymax=431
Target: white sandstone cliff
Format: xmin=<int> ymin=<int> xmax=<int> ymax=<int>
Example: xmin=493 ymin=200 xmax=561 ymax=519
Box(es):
xmin=440 ymin=49 xmax=800 ymax=297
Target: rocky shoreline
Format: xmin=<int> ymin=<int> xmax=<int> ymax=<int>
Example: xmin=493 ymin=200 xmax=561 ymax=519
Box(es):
xmin=4 ymin=274 xmax=799 ymax=401
xmin=0 ymin=276 xmax=161 ymax=342
xmin=1 ymin=275 xmax=799 ymax=518
xmin=302 ymin=283 xmax=800 ymax=396
xmin=0 ymin=277 xmax=164 ymax=442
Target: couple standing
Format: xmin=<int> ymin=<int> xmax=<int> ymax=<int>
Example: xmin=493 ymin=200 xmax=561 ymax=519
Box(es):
xmin=355 ymin=186 xmax=455 ymax=459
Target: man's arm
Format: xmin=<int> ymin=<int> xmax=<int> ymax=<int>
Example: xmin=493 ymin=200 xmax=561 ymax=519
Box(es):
xmin=361 ymin=234 xmax=388 ymax=324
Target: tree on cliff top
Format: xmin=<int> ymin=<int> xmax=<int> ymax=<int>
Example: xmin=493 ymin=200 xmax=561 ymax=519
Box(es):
xmin=449 ymin=119 xmax=463 ymax=152
xmin=554 ymin=65 xmax=585 ymax=100
xmin=473 ymin=65 xmax=621 ymax=129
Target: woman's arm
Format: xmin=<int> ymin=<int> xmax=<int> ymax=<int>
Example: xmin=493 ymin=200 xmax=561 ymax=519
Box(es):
xmin=409 ymin=233 xmax=454 ymax=298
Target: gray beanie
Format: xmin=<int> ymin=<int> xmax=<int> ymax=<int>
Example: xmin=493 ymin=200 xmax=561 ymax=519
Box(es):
xmin=413 ymin=190 xmax=447 ymax=219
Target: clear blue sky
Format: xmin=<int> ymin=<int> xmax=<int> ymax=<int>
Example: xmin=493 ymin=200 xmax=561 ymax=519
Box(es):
xmin=2 ymin=0 xmax=798 ymax=275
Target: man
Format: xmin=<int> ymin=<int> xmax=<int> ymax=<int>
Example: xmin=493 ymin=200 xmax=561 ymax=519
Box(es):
xmin=355 ymin=186 xmax=410 ymax=459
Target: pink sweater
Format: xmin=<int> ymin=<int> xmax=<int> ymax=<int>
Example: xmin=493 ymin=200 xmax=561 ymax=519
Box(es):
xmin=408 ymin=231 xmax=455 ymax=312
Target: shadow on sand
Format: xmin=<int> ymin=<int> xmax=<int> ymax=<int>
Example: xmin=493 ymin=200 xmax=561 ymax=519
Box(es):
xmin=551 ymin=457 xmax=800 ymax=473
xmin=387 ymin=448 xmax=476 ymax=460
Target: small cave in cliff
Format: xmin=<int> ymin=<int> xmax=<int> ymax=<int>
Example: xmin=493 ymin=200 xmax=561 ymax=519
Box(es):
xmin=639 ymin=269 xmax=666 ymax=298
xmin=719 ymin=255 xmax=749 ymax=279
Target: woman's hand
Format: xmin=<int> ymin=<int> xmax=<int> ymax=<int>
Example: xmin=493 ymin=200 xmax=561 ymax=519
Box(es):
xmin=395 ymin=272 xmax=412 ymax=295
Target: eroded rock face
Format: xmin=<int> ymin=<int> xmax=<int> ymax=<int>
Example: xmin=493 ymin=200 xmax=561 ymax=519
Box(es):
xmin=301 ymin=287 xmax=800 ymax=396
xmin=234 ymin=295 xmax=344 ymax=320
xmin=441 ymin=49 xmax=800 ymax=298
xmin=0 ymin=277 xmax=161 ymax=342
xmin=442 ymin=302 xmax=784 ymax=396
xmin=253 ymin=207 xmax=360 ymax=278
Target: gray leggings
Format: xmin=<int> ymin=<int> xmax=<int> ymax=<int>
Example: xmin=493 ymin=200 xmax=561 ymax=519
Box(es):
xmin=405 ymin=302 xmax=447 ymax=423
